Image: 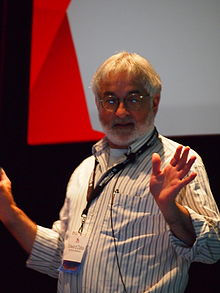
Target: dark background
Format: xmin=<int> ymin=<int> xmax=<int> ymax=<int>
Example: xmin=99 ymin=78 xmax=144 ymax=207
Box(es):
xmin=0 ymin=2 xmax=220 ymax=292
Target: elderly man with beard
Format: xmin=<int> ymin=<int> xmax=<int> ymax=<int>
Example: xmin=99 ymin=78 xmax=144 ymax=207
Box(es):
xmin=0 ymin=52 xmax=220 ymax=293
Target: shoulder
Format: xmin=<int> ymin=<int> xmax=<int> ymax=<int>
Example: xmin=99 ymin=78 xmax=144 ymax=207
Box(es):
xmin=158 ymin=134 xmax=203 ymax=166
xmin=68 ymin=155 xmax=95 ymax=184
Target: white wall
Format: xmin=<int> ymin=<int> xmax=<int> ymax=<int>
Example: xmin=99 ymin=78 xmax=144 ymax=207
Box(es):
xmin=67 ymin=0 xmax=220 ymax=136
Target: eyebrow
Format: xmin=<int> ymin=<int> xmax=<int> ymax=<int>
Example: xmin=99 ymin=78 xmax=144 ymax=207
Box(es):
xmin=103 ymin=91 xmax=115 ymax=96
xmin=103 ymin=90 xmax=141 ymax=96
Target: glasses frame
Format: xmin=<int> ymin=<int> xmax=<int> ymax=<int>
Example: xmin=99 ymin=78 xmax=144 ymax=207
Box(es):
xmin=98 ymin=93 xmax=150 ymax=112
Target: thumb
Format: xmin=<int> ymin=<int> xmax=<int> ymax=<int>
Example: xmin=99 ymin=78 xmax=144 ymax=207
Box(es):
xmin=152 ymin=153 xmax=161 ymax=175
xmin=0 ymin=167 xmax=8 ymax=181
xmin=0 ymin=167 xmax=3 ymax=179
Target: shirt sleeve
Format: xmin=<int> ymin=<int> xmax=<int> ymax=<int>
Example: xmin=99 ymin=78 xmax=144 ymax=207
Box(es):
xmin=26 ymin=223 xmax=63 ymax=278
xmin=169 ymin=156 xmax=220 ymax=263
xmin=26 ymin=185 xmax=71 ymax=278
xmin=169 ymin=207 xmax=220 ymax=263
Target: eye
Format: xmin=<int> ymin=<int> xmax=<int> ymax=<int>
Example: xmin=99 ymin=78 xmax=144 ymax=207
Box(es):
xmin=127 ymin=94 xmax=143 ymax=104
xmin=104 ymin=95 xmax=117 ymax=105
xmin=107 ymin=99 xmax=117 ymax=105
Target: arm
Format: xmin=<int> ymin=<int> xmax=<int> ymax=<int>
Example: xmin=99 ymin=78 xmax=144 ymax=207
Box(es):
xmin=150 ymin=146 xmax=197 ymax=246
xmin=0 ymin=168 xmax=37 ymax=254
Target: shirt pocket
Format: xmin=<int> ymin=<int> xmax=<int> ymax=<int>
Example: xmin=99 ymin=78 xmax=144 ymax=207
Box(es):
xmin=112 ymin=186 xmax=156 ymax=213
xmin=108 ymin=187 xmax=169 ymax=236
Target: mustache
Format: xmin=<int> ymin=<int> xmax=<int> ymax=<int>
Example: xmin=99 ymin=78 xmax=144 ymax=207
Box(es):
xmin=111 ymin=118 xmax=135 ymax=126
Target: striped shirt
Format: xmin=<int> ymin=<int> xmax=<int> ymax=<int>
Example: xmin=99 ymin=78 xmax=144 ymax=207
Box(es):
xmin=27 ymin=131 xmax=220 ymax=293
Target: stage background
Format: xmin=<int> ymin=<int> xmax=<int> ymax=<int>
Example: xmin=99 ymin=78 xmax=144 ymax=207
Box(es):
xmin=0 ymin=1 xmax=220 ymax=292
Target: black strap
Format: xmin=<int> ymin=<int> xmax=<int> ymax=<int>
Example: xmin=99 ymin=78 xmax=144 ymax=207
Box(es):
xmin=82 ymin=128 xmax=158 ymax=217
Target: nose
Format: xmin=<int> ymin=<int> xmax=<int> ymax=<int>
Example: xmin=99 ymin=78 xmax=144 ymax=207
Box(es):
xmin=115 ymin=100 xmax=130 ymax=118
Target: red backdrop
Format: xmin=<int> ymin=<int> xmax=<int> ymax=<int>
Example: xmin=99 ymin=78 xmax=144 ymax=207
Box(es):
xmin=28 ymin=0 xmax=103 ymax=145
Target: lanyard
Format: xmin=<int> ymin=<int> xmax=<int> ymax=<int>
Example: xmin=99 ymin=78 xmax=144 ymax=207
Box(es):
xmin=78 ymin=127 xmax=158 ymax=234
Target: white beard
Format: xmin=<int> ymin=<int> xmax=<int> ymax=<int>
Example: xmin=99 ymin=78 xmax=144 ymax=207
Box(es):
xmin=100 ymin=113 xmax=155 ymax=147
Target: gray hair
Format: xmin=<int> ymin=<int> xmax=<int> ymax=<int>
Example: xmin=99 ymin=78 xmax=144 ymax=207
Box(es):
xmin=91 ymin=51 xmax=162 ymax=97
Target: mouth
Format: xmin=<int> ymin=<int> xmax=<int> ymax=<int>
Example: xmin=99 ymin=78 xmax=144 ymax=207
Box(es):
xmin=112 ymin=122 xmax=134 ymax=129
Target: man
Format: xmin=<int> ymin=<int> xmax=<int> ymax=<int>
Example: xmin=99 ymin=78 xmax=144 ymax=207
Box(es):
xmin=0 ymin=51 xmax=220 ymax=293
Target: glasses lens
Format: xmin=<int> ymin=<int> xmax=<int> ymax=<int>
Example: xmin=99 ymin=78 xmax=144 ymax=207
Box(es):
xmin=125 ymin=94 xmax=145 ymax=111
xmin=102 ymin=96 xmax=118 ymax=111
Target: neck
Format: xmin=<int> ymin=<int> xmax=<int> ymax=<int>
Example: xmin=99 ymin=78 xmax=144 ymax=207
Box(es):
xmin=108 ymin=141 xmax=128 ymax=149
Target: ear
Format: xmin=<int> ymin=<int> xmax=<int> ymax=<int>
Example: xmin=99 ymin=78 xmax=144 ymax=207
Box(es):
xmin=152 ymin=94 xmax=160 ymax=115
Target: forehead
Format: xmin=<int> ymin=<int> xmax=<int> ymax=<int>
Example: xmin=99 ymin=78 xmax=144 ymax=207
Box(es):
xmin=98 ymin=72 xmax=145 ymax=94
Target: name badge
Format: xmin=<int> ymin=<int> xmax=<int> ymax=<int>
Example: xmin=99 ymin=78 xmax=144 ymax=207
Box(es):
xmin=59 ymin=232 xmax=89 ymax=273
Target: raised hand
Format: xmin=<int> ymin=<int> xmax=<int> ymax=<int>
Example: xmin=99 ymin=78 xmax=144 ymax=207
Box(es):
xmin=0 ymin=168 xmax=15 ymax=223
xmin=150 ymin=146 xmax=197 ymax=205
xmin=149 ymin=146 xmax=197 ymax=245
xmin=0 ymin=167 xmax=37 ymax=253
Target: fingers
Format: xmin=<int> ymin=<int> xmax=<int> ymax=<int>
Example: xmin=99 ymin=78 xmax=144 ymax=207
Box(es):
xmin=170 ymin=145 xmax=183 ymax=167
xmin=170 ymin=146 xmax=196 ymax=171
xmin=177 ymin=147 xmax=189 ymax=169
xmin=179 ymin=172 xmax=197 ymax=189
xmin=183 ymin=154 xmax=196 ymax=171
xmin=171 ymin=145 xmax=189 ymax=170
xmin=170 ymin=146 xmax=197 ymax=184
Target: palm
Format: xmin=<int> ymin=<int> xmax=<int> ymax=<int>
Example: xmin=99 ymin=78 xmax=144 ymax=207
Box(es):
xmin=150 ymin=146 xmax=197 ymax=204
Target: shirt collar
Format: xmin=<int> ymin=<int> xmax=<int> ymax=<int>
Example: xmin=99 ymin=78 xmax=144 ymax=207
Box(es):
xmin=127 ymin=127 xmax=155 ymax=155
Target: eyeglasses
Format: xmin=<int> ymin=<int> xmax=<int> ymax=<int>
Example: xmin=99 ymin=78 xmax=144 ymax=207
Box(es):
xmin=99 ymin=93 xmax=150 ymax=112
